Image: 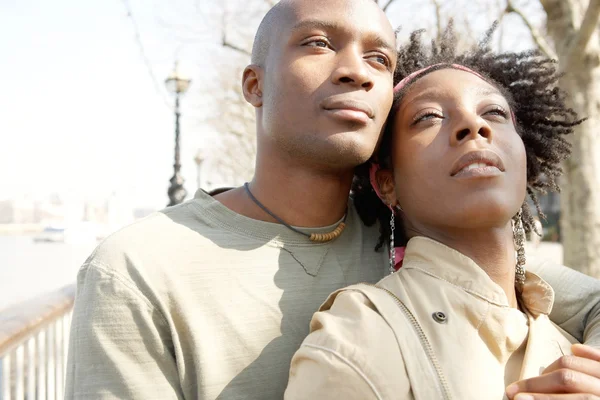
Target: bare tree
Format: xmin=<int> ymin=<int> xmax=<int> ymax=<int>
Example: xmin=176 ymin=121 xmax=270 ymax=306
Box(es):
xmin=376 ymin=0 xmax=399 ymax=12
xmin=503 ymin=0 xmax=600 ymax=277
xmin=195 ymin=0 xmax=268 ymax=186
xmin=383 ymin=0 xmax=600 ymax=277
xmin=207 ymin=64 xmax=257 ymax=184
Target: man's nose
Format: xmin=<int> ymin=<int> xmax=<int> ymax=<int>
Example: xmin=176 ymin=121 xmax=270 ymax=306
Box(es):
xmin=331 ymin=48 xmax=374 ymax=90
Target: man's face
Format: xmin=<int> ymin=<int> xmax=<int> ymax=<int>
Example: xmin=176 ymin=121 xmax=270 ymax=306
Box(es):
xmin=258 ymin=0 xmax=396 ymax=170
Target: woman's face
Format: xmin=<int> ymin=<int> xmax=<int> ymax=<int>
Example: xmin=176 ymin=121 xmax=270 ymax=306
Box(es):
xmin=389 ymin=68 xmax=527 ymax=232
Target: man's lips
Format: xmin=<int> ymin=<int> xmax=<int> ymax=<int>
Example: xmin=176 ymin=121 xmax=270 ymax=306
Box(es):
xmin=450 ymin=150 xmax=506 ymax=177
xmin=321 ymin=97 xmax=375 ymax=121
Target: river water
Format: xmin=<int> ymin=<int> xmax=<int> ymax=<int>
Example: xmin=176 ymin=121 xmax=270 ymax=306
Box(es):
xmin=0 ymin=235 xmax=97 ymax=310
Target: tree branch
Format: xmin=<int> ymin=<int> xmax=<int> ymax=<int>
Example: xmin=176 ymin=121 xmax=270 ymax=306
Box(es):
xmin=381 ymin=0 xmax=399 ymax=12
xmin=220 ymin=12 xmax=252 ymax=56
xmin=222 ymin=38 xmax=252 ymax=55
xmin=496 ymin=0 xmax=508 ymax=52
xmin=539 ymin=0 xmax=578 ymax=32
xmin=496 ymin=1 xmax=508 ymax=24
xmin=506 ymin=0 xmax=557 ymax=59
xmin=565 ymin=0 xmax=600 ymax=65
xmin=431 ymin=0 xmax=443 ymax=41
xmin=540 ymin=0 xmax=577 ymax=29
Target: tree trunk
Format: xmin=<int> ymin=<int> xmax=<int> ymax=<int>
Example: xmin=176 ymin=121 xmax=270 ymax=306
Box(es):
xmin=541 ymin=0 xmax=600 ymax=277
xmin=560 ymin=69 xmax=600 ymax=278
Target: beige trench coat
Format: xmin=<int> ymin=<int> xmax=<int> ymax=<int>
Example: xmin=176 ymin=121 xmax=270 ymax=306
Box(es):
xmin=285 ymin=237 xmax=579 ymax=400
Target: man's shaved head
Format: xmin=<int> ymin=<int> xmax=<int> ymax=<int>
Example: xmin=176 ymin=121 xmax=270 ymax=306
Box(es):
xmin=251 ymin=0 xmax=379 ymax=66
xmin=251 ymin=1 xmax=293 ymax=66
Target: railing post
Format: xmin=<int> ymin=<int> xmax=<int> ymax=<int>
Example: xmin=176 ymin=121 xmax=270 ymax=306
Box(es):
xmin=62 ymin=314 xmax=70 ymax=380
xmin=15 ymin=346 xmax=24 ymax=399
xmin=1 ymin=354 xmax=11 ymax=400
xmin=45 ymin=326 xmax=55 ymax=400
xmin=25 ymin=338 xmax=35 ymax=400
xmin=36 ymin=332 xmax=45 ymax=400
xmin=54 ymin=321 xmax=62 ymax=400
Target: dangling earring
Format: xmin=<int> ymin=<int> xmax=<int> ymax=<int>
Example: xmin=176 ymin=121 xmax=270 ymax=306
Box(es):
xmin=389 ymin=209 xmax=396 ymax=274
xmin=513 ymin=209 xmax=526 ymax=286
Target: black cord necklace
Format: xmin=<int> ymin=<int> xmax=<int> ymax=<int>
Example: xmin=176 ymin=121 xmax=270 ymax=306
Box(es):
xmin=243 ymin=182 xmax=347 ymax=243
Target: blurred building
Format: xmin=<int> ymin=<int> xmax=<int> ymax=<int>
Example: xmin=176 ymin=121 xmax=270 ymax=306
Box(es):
xmin=0 ymin=194 xmax=63 ymax=224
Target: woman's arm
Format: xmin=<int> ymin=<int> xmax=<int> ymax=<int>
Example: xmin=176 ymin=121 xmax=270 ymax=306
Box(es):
xmin=284 ymin=291 xmax=410 ymax=400
xmin=286 ymin=343 xmax=383 ymax=400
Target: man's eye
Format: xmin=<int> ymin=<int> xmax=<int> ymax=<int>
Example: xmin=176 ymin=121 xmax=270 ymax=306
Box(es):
xmin=305 ymin=39 xmax=330 ymax=48
xmin=368 ymin=54 xmax=390 ymax=67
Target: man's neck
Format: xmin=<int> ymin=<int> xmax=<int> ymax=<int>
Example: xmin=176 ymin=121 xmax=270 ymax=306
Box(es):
xmin=410 ymin=224 xmax=519 ymax=308
xmin=214 ymin=158 xmax=354 ymax=228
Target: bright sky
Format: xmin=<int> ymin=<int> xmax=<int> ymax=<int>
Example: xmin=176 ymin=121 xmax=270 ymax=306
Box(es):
xmin=0 ymin=0 xmax=540 ymax=210
xmin=0 ymin=0 xmax=224 ymax=210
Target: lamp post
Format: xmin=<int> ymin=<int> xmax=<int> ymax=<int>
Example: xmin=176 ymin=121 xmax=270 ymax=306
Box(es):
xmin=165 ymin=62 xmax=192 ymax=206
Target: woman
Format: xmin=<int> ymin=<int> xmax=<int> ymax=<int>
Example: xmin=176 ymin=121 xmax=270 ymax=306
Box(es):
xmin=284 ymin=26 xmax=588 ymax=399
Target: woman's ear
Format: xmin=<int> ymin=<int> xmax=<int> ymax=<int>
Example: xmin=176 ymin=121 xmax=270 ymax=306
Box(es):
xmin=376 ymin=169 xmax=399 ymax=208
xmin=242 ymin=65 xmax=263 ymax=107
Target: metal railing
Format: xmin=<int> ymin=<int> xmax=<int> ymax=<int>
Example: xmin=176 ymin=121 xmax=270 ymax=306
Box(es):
xmin=0 ymin=285 xmax=75 ymax=400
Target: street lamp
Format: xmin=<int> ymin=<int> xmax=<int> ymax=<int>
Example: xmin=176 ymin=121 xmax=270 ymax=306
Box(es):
xmin=165 ymin=62 xmax=192 ymax=206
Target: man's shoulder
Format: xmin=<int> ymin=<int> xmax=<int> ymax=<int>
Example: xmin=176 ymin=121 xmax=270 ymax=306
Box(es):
xmin=80 ymin=200 xmax=231 ymax=280
xmin=101 ymin=202 xmax=208 ymax=248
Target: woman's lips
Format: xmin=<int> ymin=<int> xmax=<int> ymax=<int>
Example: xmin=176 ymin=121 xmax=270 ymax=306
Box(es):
xmin=452 ymin=163 xmax=503 ymax=178
xmin=451 ymin=150 xmax=505 ymax=178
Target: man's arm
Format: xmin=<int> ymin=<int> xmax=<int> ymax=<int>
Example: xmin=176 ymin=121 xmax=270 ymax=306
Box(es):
xmin=529 ymin=258 xmax=600 ymax=347
xmin=65 ymin=261 xmax=183 ymax=400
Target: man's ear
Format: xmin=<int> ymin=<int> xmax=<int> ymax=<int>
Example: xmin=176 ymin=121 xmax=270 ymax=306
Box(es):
xmin=376 ymin=169 xmax=398 ymax=208
xmin=242 ymin=65 xmax=263 ymax=107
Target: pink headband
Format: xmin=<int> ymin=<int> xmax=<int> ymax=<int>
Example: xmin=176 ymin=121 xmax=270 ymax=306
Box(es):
xmin=393 ymin=63 xmax=488 ymax=93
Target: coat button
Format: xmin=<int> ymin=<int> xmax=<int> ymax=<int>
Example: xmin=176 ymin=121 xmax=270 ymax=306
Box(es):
xmin=432 ymin=311 xmax=447 ymax=324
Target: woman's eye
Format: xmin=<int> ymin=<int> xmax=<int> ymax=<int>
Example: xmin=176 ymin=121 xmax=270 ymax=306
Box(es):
xmin=412 ymin=111 xmax=443 ymax=125
xmin=485 ymin=106 xmax=508 ymax=118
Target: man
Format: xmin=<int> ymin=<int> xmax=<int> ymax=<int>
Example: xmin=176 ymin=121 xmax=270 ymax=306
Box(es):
xmin=65 ymin=0 xmax=600 ymax=399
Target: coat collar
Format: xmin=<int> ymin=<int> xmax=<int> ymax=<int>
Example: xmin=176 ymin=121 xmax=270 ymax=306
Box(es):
xmin=401 ymin=237 xmax=554 ymax=316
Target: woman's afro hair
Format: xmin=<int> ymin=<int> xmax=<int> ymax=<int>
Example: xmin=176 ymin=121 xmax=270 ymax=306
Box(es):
xmin=352 ymin=22 xmax=585 ymax=251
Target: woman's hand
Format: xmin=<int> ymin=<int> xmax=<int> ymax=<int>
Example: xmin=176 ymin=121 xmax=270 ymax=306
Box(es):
xmin=505 ymin=344 xmax=600 ymax=399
